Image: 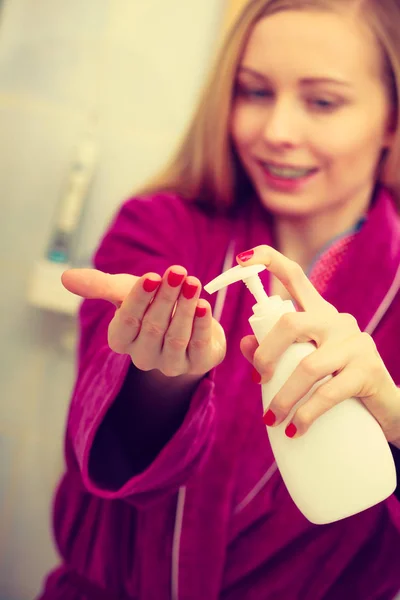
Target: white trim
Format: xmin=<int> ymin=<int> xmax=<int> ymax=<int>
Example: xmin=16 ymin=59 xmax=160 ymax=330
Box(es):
xmin=233 ymin=462 xmax=278 ymax=515
xmin=170 ymin=242 xmax=236 ymax=599
xmin=364 ymin=262 xmax=400 ymax=335
xmin=171 ymin=486 xmax=186 ymax=600
xmin=217 ymin=239 xmax=279 ymax=519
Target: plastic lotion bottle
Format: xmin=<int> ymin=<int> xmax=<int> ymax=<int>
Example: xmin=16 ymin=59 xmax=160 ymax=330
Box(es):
xmin=204 ymin=264 xmax=397 ymax=524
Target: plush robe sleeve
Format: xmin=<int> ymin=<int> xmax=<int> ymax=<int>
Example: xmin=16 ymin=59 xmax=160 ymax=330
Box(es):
xmin=65 ymin=194 xmax=218 ymax=505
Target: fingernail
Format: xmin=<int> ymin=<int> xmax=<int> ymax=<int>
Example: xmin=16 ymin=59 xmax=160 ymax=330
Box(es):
xmin=195 ymin=306 xmax=207 ymax=318
xmin=263 ymin=410 xmax=276 ymax=427
xmin=285 ymin=423 xmax=297 ymax=438
xmin=182 ymin=281 xmax=198 ymax=300
xmin=237 ymin=249 xmax=254 ymax=262
xmin=168 ymin=271 xmax=185 ymax=287
xmin=251 ymin=367 xmax=262 ymax=384
xmin=143 ymin=278 xmax=161 ymax=293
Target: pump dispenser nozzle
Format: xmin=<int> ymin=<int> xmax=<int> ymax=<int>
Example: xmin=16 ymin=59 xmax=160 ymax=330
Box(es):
xmin=204 ymin=264 xmax=268 ymax=305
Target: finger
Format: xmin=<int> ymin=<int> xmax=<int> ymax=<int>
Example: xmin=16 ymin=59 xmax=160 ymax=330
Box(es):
xmin=240 ymin=335 xmax=259 ymax=363
xmin=160 ymin=276 xmax=201 ymax=376
xmin=132 ymin=266 xmax=187 ymax=366
xmin=265 ymin=336 xmax=360 ymax=426
xmin=187 ymin=300 xmax=218 ymax=372
xmin=108 ymin=272 xmax=162 ymax=352
xmin=62 ymin=268 xmax=138 ymax=306
xmin=237 ymin=246 xmax=336 ymax=314
xmin=284 ymin=366 xmax=365 ymax=438
xmin=253 ymin=311 xmax=358 ymax=383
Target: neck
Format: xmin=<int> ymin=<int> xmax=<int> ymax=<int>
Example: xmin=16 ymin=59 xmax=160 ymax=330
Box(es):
xmin=273 ymin=188 xmax=373 ymax=272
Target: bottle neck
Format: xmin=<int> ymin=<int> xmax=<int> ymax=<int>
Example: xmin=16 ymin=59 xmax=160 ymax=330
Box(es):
xmin=252 ymin=296 xmax=282 ymax=317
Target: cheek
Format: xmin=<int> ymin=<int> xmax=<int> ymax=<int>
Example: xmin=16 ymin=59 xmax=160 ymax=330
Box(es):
xmin=313 ymin=112 xmax=388 ymax=167
xmin=231 ymin=106 xmax=260 ymax=151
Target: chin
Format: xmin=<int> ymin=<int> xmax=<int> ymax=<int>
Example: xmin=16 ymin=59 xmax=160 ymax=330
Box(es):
xmin=257 ymin=191 xmax=321 ymax=219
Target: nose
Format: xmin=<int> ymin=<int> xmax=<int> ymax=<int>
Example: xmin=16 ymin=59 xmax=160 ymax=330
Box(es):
xmin=262 ymin=98 xmax=303 ymax=149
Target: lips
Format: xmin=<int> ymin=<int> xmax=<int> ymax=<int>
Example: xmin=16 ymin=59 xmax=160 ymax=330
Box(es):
xmin=259 ymin=161 xmax=318 ymax=180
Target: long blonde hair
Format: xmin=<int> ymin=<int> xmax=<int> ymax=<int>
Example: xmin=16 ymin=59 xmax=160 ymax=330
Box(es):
xmin=137 ymin=0 xmax=400 ymax=210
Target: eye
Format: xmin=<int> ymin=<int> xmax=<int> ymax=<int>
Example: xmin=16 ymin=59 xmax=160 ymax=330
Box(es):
xmin=235 ymin=83 xmax=273 ymax=101
xmin=308 ymin=97 xmax=340 ymax=112
xmin=247 ymin=89 xmax=272 ymax=99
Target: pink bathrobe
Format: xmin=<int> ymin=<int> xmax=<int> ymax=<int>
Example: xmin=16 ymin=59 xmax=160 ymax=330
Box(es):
xmin=38 ymin=187 xmax=400 ymax=600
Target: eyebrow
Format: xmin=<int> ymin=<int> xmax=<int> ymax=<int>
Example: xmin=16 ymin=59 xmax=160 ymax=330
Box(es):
xmin=238 ymin=66 xmax=352 ymax=87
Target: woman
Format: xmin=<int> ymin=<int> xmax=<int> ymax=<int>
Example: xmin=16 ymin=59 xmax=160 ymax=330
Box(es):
xmin=38 ymin=0 xmax=400 ymax=598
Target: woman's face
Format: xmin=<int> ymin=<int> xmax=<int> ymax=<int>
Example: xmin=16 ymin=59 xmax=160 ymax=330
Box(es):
xmin=230 ymin=9 xmax=395 ymax=219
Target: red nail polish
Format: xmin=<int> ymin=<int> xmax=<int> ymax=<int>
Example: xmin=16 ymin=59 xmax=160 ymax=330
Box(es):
xmin=263 ymin=410 xmax=276 ymax=427
xmin=168 ymin=271 xmax=185 ymax=287
xmin=237 ymin=249 xmax=254 ymax=262
xmin=143 ymin=278 xmax=160 ymax=293
xmin=251 ymin=367 xmax=262 ymax=384
xmin=182 ymin=281 xmax=198 ymax=300
xmin=285 ymin=423 xmax=297 ymax=438
xmin=195 ymin=306 xmax=207 ymax=318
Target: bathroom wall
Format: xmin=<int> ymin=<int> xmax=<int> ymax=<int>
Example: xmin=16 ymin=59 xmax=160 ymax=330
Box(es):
xmin=0 ymin=1 xmax=224 ymax=597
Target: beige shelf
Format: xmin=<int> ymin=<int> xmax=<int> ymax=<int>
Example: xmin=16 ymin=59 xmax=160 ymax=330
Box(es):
xmin=27 ymin=260 xmax=81 ymax=315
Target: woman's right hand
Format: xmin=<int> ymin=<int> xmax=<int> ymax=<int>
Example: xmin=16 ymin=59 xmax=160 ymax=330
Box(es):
xmin=61 ymin=265 xmax=226 ymax=378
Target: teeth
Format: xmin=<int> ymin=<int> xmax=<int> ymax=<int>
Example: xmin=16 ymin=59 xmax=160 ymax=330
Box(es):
xmin=264 ymin=163 xmax=313 ymax=179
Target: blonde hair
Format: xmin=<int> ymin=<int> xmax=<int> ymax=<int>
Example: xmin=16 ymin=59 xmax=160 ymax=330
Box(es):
xmin=137 ymin=0 xmax=400 ymax=210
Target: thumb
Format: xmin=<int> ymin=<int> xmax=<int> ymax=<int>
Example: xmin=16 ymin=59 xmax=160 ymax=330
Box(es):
xmin=61 ymin=268 xmax=138 ymax=306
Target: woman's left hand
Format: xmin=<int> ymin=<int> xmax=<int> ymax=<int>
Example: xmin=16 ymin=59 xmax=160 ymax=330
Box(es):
xmin=237 ymin=246 xmax=400 ymax=447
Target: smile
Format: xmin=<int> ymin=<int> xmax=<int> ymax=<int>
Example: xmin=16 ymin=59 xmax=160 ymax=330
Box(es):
xmin=260 ymin=162 xmax=317 ymax=180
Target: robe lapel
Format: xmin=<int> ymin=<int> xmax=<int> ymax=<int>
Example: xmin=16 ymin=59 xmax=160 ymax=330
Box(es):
xmin=322 ymin=188 xmax=400 ymax=332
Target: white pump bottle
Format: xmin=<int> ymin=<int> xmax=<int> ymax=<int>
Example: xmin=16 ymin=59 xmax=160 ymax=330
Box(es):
xmin=204 ymin=264 xmax=397 ymax=525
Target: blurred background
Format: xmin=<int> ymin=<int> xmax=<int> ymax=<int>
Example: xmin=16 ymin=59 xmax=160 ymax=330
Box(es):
xmin=0 ymin=0 xmax=246 ymax=597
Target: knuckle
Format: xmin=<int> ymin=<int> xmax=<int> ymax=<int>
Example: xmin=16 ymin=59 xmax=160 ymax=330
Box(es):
xmin=189 ymin=337 xmax=210 ymax=351
xmin=117 ymin=309 xmax=141 ymax=330
xmin=299 ymin=356 xmax=319 ymax=378
xmin=141 ymin=319 xmax=165 ymax=339
xmin=295 ymin=408 xmax=314 ymax=430
xmin=108 ymin=338 xmax=126 ymax=354
xmin=279 ymin=311 xmax=300 ymax=333
xmin=340 ymin=312 xmax=359 ymax=330
xmin=164 ymin=334 xmax=189 ymax=351
xmin=107 ymin=330 xmax=127 ymax=354
xmin=272 ymin=403 xmax=288 ymax=420
xmin=315 ymin=385 xmax=337 ymax=406
xmin=129 ymin=346 xmax=158 ymax=372
xmin=254 ymin=353 xmax=275 ymax=380
xmin=161 ymin=364 xmax=184 ymax=377
xmin=131 ymin=356 xmax=152 ymax=372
